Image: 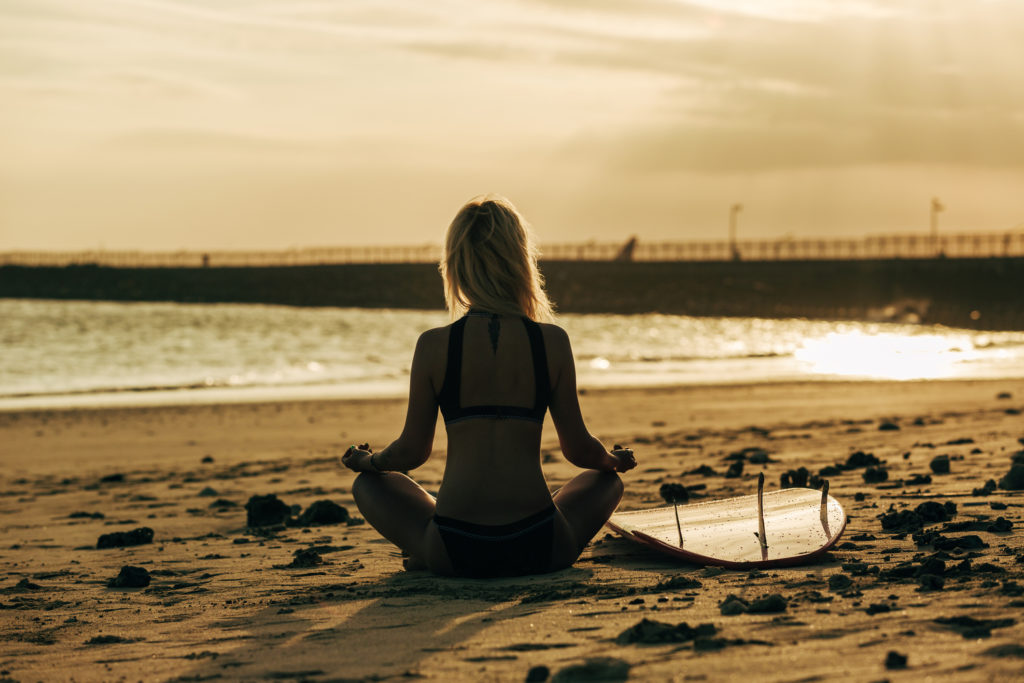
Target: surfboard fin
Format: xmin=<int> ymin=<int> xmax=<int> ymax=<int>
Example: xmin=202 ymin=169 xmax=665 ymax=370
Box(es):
xmin=819 ymin=479 xmax=831 ymax=536
xmin=673 ymin=502 xmax=683 ymax=547
xmin=757 ymin=472 xmax=768 ymax=554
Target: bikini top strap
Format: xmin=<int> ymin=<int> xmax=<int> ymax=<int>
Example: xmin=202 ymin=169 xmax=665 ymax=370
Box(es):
xmin=440 ymin=316 xmax=467 ymax=409
xmin=522 ymin=317 xmax=551 ymax=411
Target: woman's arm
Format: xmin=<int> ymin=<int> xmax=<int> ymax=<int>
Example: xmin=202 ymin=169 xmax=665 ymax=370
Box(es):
xmin=547 ymin=326 xmax=635 ymax=473
xmin=344 ymin=330 xmax=440 ymax=473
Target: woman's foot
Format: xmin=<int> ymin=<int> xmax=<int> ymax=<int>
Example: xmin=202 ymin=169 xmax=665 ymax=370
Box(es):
xmin=403 ymin=554 xmax=427 ymax=571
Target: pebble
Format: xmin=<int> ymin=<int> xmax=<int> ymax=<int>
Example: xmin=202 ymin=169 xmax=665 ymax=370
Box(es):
xmin=97 ymin=527 xmax=154 ymax=549
xmin=930 ymin=455 xmax=951 ymax=474
xmin=108 ymin=565 xmax=151 ymax=588
xmin=885 ymin=651 xmax=908 ymax=670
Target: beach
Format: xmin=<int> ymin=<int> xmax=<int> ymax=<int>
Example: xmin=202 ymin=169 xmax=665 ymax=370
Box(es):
xmin=2 ymin=379 xmax=1023 ymax=682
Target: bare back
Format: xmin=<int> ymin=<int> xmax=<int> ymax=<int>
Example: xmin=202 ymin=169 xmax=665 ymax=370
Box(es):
xmin=429 ymin=314 xmax=560 ymax=524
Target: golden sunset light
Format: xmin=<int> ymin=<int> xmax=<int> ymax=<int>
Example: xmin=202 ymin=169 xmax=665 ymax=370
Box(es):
xmin=3 ymin=0 xmax=1023 ymax=249
xmin=3 ymin=5 xmax=1024 ymax=682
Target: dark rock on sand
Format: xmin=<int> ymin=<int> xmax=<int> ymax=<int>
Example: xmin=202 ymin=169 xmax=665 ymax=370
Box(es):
xmin=878 ymin=421 xmax=900 ymax=431
xmin=727 ymin=447 xmax=772 ymax=464
xmin=245 ymin=494 xmax=291 ymax=527
xmin=917 ymin=501 xmax=958 ymax=522
xmin=916 ymin=574 xmax=944 ymax=591
xmin=879 ymin=501 xmax=956 ymax=533
xmin=747 ymin=594 xmax=787 ymax=613
xmin=686 ymin=465 xmax=718 ymax=477
xmin=655 ymin=575 xmax=703 ymax=590
xmin=906 ymin=473 xmax=932 ymax=486
xmin=972 ymin=479 xmax=997 ymax=496
xmin=724 ymin=462 xmax=743 ymax=478
xmin=937 ymin=534 xmax=987 ymax=551
xmin=930 ymin=455 xmax=951 ymax=474
xmin=746 ymin=449 xmax=772 ymax=464
xmin=988 ymin=517 xmax=1013 ymax=532
xmin=885 ymin=651 xmax=908 ymax=670
xmin=294 ymin=500 xmax=350 ymax=526
xmin=201 ymin=455 xmax=214 ymax=463
xmin=1000 ymin=581 xmax=1024 ymax=596
xmin=865 ymin=603 xmax=891 ymax=615
xmin=551 ymin=658 xmax=629 ymax=683
xmin=862 ymin=467 xmax=888 ymax=483
xmin=99 ymin=473 xmax=125 ymax=483
xmin=845 ymin=451 xmax=881 ymax=469
xmin=982 ymin=644 xmax=1024 ymax=659
xmin=85 ymin=635 xmax=137 ymax=645
xmin=69 ymin=511 xmax=105 ymax=519
xmin=828 ymin=575 xmax=853 ymax=592
xmin=659 ymin=483 xmax=689 ymax=504
xmin=934 ymin=615 xmax=1015 ymax=639
xmin=209 ymin=499 xmax=237 ymax=509
xmin=918 ymin=556 xmax=946 ymax=576
xmin=198 ymin=487 xmax=218 ymax=497
xmin=911 ymin=529 xmax=986 ymax=551
xmin=719 ymin=594 xmax=749 ymax=615
xmin=526 ymin=665 xmax=551 ymax=682
xmin=97 ymin=527 xmax=154 ymax=549
xmin=998 ymin=463 xmax=1024 ymax=490
xmin=780 ymin=467 xmax=820 ymax=489
xmin=8 ymin=578 xmax=42 ymax=591
xmin=108 ymin=566 xmax=151 ymax=588
xmin=285 ymin=548 xmax=322 ymax=568
xmin=615 ymin=618 xmax=716 ymax=644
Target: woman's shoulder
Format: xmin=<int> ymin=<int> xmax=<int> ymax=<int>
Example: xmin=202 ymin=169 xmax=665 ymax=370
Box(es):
xmin=416 ymin=325 xmax=450 ymax=350
xmin=534 ymin=321 xmax=571 ymax=350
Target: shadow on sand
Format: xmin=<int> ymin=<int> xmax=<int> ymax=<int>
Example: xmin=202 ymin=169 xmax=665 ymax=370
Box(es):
xmin=174 ymin=564 xmax=611 ymax=681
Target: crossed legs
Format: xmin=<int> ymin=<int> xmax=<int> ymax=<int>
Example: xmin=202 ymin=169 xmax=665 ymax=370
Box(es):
xmin=350 ymin=469 xmax=623 ymax=575
xmin=350 ymin=472 xmax=452 ymax=574
xmin=550 ymin=470 xmax=624 ymax=569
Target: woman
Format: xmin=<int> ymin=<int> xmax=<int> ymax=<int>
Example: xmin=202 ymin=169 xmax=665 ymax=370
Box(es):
xmin=342 ymin=195 xmax=636 ymax=577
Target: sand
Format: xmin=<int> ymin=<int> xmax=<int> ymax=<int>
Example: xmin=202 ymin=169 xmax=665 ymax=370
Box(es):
xmin=2 ymin=379 xmax=1023 ymax=682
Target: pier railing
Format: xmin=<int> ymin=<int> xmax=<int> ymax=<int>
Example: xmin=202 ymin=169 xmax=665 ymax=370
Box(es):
xmin=2 ymin=231 xmax=1023 ymax=267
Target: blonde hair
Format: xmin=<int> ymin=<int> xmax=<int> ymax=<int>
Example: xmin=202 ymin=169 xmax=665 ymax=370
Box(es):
xmin=440 ymin=195 xmax=554 ymax=322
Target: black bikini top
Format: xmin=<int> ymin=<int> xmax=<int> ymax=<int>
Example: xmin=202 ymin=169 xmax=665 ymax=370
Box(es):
xmin=437 ymin=313 xmax=552 ymax=426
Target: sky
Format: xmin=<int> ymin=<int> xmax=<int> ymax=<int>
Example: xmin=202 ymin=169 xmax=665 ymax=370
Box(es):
xmin=2 ymin=0 xmax=1023 ymax=251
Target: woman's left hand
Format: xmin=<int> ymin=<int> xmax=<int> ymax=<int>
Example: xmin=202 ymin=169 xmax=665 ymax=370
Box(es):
xmin=610 ymin=445 xmax=637 ymax=473
xmin=342 ymin=444 xmax=376 ymax=473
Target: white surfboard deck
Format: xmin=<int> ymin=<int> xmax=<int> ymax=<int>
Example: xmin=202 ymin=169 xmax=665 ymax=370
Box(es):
xmin=606 ymin=487 xmax=847 ymax=569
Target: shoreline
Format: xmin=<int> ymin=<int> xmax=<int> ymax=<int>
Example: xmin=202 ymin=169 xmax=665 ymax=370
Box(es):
xmin=2 ymin=379 xmax=1023 ymax=680
xmin=4 ymin=374 xmax=1024 ymax=415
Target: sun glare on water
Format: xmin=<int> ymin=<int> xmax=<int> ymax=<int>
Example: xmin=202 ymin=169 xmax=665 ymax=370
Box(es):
xmin=794 ymin=330 xmax=982 ymax=381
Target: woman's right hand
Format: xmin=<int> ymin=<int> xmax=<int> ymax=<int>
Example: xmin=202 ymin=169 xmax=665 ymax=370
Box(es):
xmin=341 ymin=443 xmax=377 ymax=473
xmin=610 ymin=445 xmax=637 ymax=473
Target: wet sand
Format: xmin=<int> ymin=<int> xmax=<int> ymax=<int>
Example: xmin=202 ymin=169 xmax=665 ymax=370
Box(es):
xmin=2 ymin=379 xmax=1023 ymax=682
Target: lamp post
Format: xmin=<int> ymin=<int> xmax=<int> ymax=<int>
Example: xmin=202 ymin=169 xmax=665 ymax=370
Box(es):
xmin=729 ymin=203 xmax=743 ymax=261
xmin=930 ymin=197 xmax=944 ymax=257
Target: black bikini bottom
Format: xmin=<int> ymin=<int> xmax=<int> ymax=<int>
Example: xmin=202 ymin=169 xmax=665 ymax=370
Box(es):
xmin=433 ymin=504 xmax=557 ymax=578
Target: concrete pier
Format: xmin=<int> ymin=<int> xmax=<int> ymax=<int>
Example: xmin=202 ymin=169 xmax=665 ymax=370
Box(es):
xmin=2 ymin=258 xmax=1022 ymax=330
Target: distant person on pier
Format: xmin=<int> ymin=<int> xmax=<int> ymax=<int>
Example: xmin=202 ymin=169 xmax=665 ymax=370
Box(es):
xmin=342 ymin=195 xmax=637 ymax=577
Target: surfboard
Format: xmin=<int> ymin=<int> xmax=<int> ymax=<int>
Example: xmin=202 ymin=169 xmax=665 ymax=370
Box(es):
xmin=606 ymin=476 xmax=846 ymax=569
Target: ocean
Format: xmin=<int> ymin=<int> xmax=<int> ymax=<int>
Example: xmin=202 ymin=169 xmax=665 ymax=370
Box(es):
xmin=3 ymin=299 xmax=1024 ymax=410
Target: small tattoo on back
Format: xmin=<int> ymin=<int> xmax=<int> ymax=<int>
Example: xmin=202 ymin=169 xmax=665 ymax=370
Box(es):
xmin=488 ymin=315 xmax=500 ymax=353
